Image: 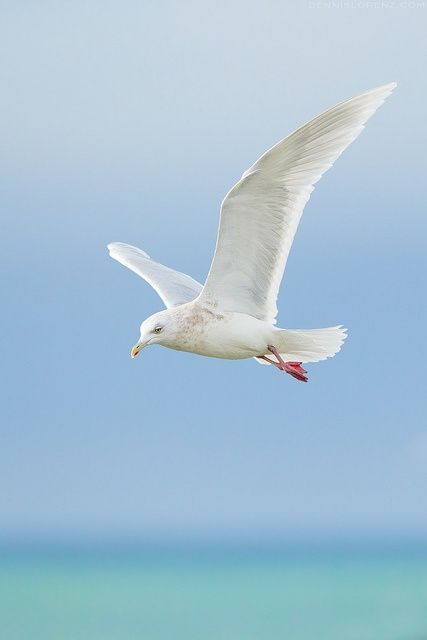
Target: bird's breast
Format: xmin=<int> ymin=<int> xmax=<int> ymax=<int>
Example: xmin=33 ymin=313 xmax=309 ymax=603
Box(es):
xmin=168 ymin=305 xmax=272 ymax=360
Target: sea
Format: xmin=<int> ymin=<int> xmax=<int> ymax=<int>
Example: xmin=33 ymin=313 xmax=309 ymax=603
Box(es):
xmin=1 ymin=540 xmax=427 ymax=640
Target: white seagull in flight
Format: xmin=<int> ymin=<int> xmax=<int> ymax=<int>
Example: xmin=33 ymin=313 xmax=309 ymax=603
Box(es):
xmin=108 ymin=82 xmax=396 ymax=382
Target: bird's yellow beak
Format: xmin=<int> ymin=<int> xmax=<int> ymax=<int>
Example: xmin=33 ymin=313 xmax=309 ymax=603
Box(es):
xmin=130 ymin=343 xmax=142 ymax=358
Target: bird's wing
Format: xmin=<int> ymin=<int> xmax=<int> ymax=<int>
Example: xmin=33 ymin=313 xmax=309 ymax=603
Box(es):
xmin=108 ymin=242 xmax=203 ymax=308
xmin=197 ymin=82 xmax=396 ymax=323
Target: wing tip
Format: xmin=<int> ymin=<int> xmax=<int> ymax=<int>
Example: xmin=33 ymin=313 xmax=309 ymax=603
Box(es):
xmin=374 ymin=80 xmax=397 ymax=100
xmin=376 ymin=80 xmax=397 ymax=92
xmin=107 ymin=242 xmax=151 ymax=259
xmin=356 ymin=81 xmax=397 ymax=105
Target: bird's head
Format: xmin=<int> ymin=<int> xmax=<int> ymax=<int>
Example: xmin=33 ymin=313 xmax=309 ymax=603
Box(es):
xmin=130 ymin=309 xmax=180 ymax=358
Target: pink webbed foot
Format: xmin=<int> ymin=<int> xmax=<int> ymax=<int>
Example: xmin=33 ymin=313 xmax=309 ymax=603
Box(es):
xmin=263 ymin=345 xmax=308 ymax=383
xmin=283 ymin=361 xmax=308 ymax=383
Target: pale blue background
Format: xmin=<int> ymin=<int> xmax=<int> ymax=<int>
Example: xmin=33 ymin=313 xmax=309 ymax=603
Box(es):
xmin=1 ymin=1 xmax=426 ymax=542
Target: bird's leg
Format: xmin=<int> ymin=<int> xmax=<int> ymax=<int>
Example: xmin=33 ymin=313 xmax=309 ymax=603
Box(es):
xmin=257 ymin=354 xmax=283 ymax=369
xmin=267 ymin=345 xmax=308 ymax=382
xmin=267 ymin=346 xmax=286 ymax=370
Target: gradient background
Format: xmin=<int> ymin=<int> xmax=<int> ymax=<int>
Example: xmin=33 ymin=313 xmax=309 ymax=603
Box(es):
xmin=1 ymin=2 xmax=426 ymax=639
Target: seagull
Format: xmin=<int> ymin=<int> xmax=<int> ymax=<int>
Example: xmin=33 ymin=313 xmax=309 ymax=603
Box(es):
xmin=108 ymin=82 xmax=396 ymax=382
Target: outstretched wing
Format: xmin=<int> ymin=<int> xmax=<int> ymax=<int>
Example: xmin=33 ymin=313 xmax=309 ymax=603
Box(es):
xmin=108 ymin=242 xmax=203 ymax=308
xmin=198 ymin=82 xmax=396 ymax=323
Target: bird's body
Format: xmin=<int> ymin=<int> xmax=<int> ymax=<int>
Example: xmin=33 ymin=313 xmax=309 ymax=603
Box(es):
xmin=146 ymin=303 xmax=274 ymax=359
xmin=108 ymin=82 xmax=396 ymax=381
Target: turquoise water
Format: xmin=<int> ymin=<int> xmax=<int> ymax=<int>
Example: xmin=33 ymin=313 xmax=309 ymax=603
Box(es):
xmin=1 ymin=545 xmax=427 ymax=640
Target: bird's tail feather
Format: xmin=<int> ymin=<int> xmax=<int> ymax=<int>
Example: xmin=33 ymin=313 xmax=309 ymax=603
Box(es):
xmin=255 ymin=325 xmax=347 ymax=365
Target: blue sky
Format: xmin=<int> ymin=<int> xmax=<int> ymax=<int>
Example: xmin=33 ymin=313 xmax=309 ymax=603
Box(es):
xmin=1 ymin=1 xmax=426 ymax=540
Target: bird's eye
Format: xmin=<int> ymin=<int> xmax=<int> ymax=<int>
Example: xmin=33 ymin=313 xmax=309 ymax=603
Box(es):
xmin=154 ymin=326 xmax=162 ymax=334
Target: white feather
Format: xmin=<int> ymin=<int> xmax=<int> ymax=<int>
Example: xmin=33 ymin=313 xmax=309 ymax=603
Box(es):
xmin=198 ymin=82 xmax=396 ymax=323
xmin=108 ymin=242 xmax=202 ymax=308
xmin=255 ymin=325 xmax=348 ymax=365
